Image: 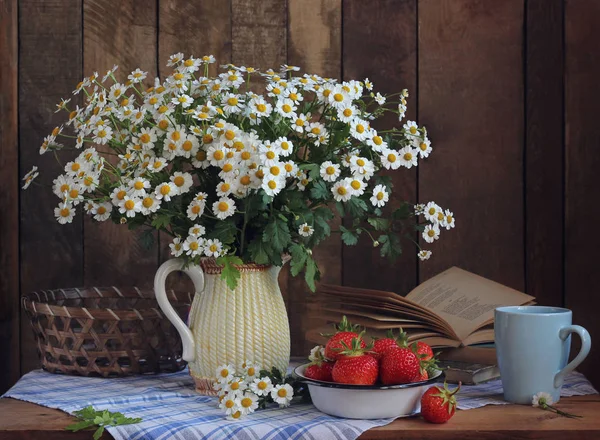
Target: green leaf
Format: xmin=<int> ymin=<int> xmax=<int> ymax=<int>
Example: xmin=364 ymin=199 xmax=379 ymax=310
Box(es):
xmin=300 ymin=163 xmax=320 ymax=180
xmin=65 ymin=420 xmax=95 ymax=432
xmin=263 ymin=217 xmax=291 ymax=253
xmin=340 ymin=225 xmax=359 ymax=246
xmin=379 ymin=233 xmax=402 ymax=261
xmin=216 ymin=255 xmax=243 ymax=290
xmin=210 ymin=219 xmax=238 ymax=245
xmin=335 ymin=201 xmax=345 ymax=217
xmin=304 ymin=255 xmax=319 ymax=292
xmin=93 ymin=426 xmax=105 ymax=440
xmin=248 ymin=238 xmax=270 ymax=265
xmin=367 ymin=217 xmax=390 ymax=231
xmin=345 ymin=197 xmax=368 ymax=218
xmin=151 ymin=213 xmax=171 ymax=230
xmin=289 ymin=243 xmax=308 ymax=277
xmin=66 ymin=406 xmax=142 ymax=437
xmin=309 ymin=180 xmax=329 ymax=200
xmin=392 ymin=202 xmax=412 ymax=220
xmin=139 ymin=229 xmax=155 ymax=251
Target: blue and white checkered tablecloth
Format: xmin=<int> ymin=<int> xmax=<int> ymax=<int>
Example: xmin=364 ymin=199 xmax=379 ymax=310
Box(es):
xmin=2 ymin=368 xmax=597 ymax=440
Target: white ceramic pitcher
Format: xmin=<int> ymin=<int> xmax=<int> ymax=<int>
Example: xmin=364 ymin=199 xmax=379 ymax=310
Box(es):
xmin=154 ymin=257 xmax=291 ymax=394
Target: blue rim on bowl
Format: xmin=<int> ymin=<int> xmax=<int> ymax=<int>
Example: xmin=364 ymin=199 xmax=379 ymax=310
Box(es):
xmin=293 ymin=363 xmax=443 ymax=390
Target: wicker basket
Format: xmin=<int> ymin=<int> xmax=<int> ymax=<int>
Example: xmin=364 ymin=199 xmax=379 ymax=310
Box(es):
xmin=22 ymin=287 xmax=193 ymax=377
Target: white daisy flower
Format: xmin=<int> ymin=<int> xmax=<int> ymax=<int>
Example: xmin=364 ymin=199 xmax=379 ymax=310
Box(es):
xmin=309 ymin=345 xmax=326 ymax=362
xmin=155 ymin=182 xmax=177 ymax=201
xmin=332 ymin=179 xmax=352 ymax=202
xmin=367 ymin=130 xmax=388 ymax=153
xmin=381 ymin=149 xmax=401 ymax=170
xmin=226 ymin=408 xmax=244 ymax=421
xmin=223 ymin=377 xmax=247 ymax=396
xmin=349 ymin=156 xmax=373 ymax=175
xmin=188 ymin=224 xmax=206 ymax=237
xmin=149 ymin=156 xmax=168 ymax=172
xmin=418 ymin=250 xmax=432 ymax=261
xmin=22 ymin=166 xmax=39 ymax=189
xmin=306 ymin=122 xmax=326 ymax=139
xmin=259 ymin=148 xmax=280 ymax=167
xmin=274 ymin=137 xmax=293 ymax=157
xmin=398 ymin=103 xmax=407 ymax=121
xmin=216 ymin=364 xmax=236 ymax=384
xmin=398 ymin=146 xmax=418 ymax=169
xmin=181 ymin=56 xmax=202 ymax=73
xmin=238 ymin=392 xmax=259 ymax=416
xmin=443 ymin=209 xmax=456 ymax=230
xmin=219 ymin=395 xmax=239 ymax=416
xmin=271 ymin=383 xmax=294 ymax=407
xmin=194 ymin=191 xmax=209 ymax=203
xmin=240 ymin=361 xmax=259 ymax=382
xmin=296 ymin=173 xmax=312 ymax=191
xmin=137 ymin=127 xmax=157 ymax=149
xmin=92 ymin=202 xmax=112 ymax=222
xmin=282 ymin=160 xmax=298 ymax=177
xmin=370 ymin=184 xmax=389 ymax=207
xmin=249 ymin=96 xmax=272 ymax=118
xmin=179 ymin=135 xmax=200 ymax=159
xmin=328 ymin=84 xmax=351 ymax=109
xmin=108 ymin=83 xmax=126 ymax=101
xmin=169 ymin=237 xmax=184 ymax=257
xmin=375 ymin=92 xmax=386 ymax=105
xmin=140 ymin=194 xmax=160 ymax=215
xmin=363 ymin=78 xmax=373 ymax=91
xmin=416 ymin=137 xmax=432 ymax=158
xmin=262 ymin=174 xmax=285 ymax=197
xmin=54 ymin=201 xmax=75 ymax=224
xmin=187 ymin=200 xmax=205 ymax=220
xmin=128 ymin=177 xmax=150 ymax=197
xmin=206 ymin=146 xmax=227 ymax=166
xmin=170 ymin=171 xmax=193 ymax=195
xmin=320 ymin=161 xmax=340 ymax=182
xmin=337 ymin=105 xmax=358 ymax=123
xmin=201 ymin=54 xmax=216 ymax=64
xmin=350 ymin=119 xmax=370 ymax=141
xmin=167 ymin=53 xmax=184 ymax=66
xmin=62 ymin=184 xmax=84 ymax=205
xmin=403 ymin=120 xmax=419 ymax=136
xmin=213 ymin=197 xmax=235 ymax=220
xmin=53 ymin=175 xmax=75 ymax=198
xmin=298 ymin=223 xmax=314 ymax=237
xmin=414 ymin=204 xmax=426 ymax=215
xmin=291 ymin=113 xmax=309 ymax=133
xmin=118 ymin=195 xmax=142 ymax=218
xmin=92 ymin=125 xmax=113 ymax=145
xmin=348 ymin=177 xmax=366 ymax=196
xmin=423 ymin=202 xmax=442 ymax=223
xmin=183 ymin=235 xmax=204 ymax=257
xmin=216 ymin=179 xmax=235 ymax=197
xmin=222 ymin=93 xmax=244 ymax=114
xmin=275 ymin=98 xmax=297 ymax=119
xmin=266 ymin=82 xmax=284 ymax=98
xmin=128 ymin=68 xmax=147 ymax=83
xmin=532 ymin=392 xmax=554 ymax=407
xmin=204 ymin=238 xmax=224 ymax=258
xmin=422 ymin=224 xmax=441 ymax=243
xmin=250 ymin=377 xmax=273 ymax=397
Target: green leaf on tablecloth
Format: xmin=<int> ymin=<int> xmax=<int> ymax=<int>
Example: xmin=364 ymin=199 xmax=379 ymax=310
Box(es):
xmin=66 ymin=405 xmax=142 ymax=439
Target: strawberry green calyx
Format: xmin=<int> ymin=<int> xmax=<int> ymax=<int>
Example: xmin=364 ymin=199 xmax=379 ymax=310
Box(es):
xmin=339 ymin=334 xmax=372 ymax=357
xmin=385 ymin=328 xmax=409 ymax=347
xmin=432 ymin=381 xmax=461 ymax=414
xmin=334 ymin=315 xmax=362 ymax=333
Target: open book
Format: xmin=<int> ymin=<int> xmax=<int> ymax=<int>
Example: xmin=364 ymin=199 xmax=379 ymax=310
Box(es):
xmin=306 ymin=267 xmax=535 ymax=348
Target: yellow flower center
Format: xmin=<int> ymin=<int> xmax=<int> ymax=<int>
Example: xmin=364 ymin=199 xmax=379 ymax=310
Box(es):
xmin=179 ymin=140 xmax=192 ymax=152
xmin=247 ymin=367 xmax=255 ymax=376
xmin=225 ymin=130 xmax=235 ymax=141
xmin=225 ymin=399 xmax=235 ymax=409
xmin=158 ymin=119 xmax=169 ymax=130
xmin=272 ymin=87 xmax=281 ymax=95
xmin=268 ymin=180 xmax=277 ymax=190
xmin=333 ymin=93 xmax=344 ymax=102
xmin=220 ymin=183 xmax=231 ymax=192
xmin=356 ymin=158 xmax=365 ymax=167
xmin=241 ymin=397 xmax=253 ymax=408
xmin=427 ymin=229 xmax=436 ymax=237
xmin=295 ymin=119 xmax=305 ymax=127
xmin=337 ymin=187 xmax=347 ymax=196
xmin=227 ymin=97 xmax=238 ymax=106
xmin=356 ymin=124 xmax=365 ymax=134
xmin=220 ymin=369 xmax=229 ymax=378
xmin=231 ymin=411 xmax=242 ymax=419
xmin=209 ymin=244 xmax=218 ymax=252
xmin=52 ymin=127 xmax=60 ymax=136
xmin=158 ymin=105 xmax=168 ymax=114
xmin=213 ymin=150 xmax=224 ymax=161
xmin=447 ymin=215 xmax=453 ymax=223
xmin=218 ymin=201 xmax=229 ymax=212
xmin=69 ymin=110 xmax=77 ymax=120
xmin=300 ymin=178 xmax=309 ymax=186
xmin=420 ymin=142 xmax=428 ymax=151
xmin=97 ymin=206 xmax=106 ymax=215
xmin=233 ymin=141 xmax=244 ymax=151
xmin=373 ymin=136 xmax=383 ymax=145
xmin=343 ymin=108 xmax=353 ymax=117
xmin=142 ymin=197 xmax=153 ymax=208
xmin=60 ymin=184 xmax=70 ymax=193
xmin=240 ymin=175 xmax=251 ymax=185
xmin=68 ymin=188 xmax=78 ymax=198
xmin=311 ymin=127 xmax=321 ymax=135
xmin=281 ymin=141 xmax=290 ymax=151
xmin=410 ymin=126 xmax=417 ymax=134
xmin=351 ymin=180 xmax=361 ymax=190
xmin=172 ymin=176 xmax=184 ymax=187
xmin=222 ymin=162 xmax=235 ymax=173
xmin=270 ymin=166 xmax=281 ymax=176
xmin=377 ymin=192 xmax=384 ymax=201
xmin=258 ymin=381 xmax=267 ymax=390
xmin=169 ymin=131 xmax=180 ymax=141
xmin=160 ymin=185 xmax=171 ymax=195
xmin=97 ymin=129 xmax=106 ymax=138
xmin=277 ymin=388 xmax=288 ymax=398
xmin=284 ymin=163 xmax=293 ymax=172
xmin=388 ymin=154 xmax=397 ymax=163
xmin=139 ymin=133 xmax=150 ymax=144
xmin=184 ymin=59 xmax=194 ymax=67
xmin=133 ymin=181 xmax=144 ymax=190
xmin=256 ymin=169 xmax=264 ymax=178
xmin=148 ymin=97 xmax=157 ymax=105
xmin=266 ymin=151 xmax=276 ymax=160
xmin=323 ymin=89 xmax=331 ymax=97
xmin=256 ymin=103 xmax=267 ymax=112
xmin=203 ymin=134 xmax=214 ymax=145
xmin=191 ymin=205 xmax=201 ymax=214
xmin=238 ymin=151 xmax=250 ymax=161
xmin=124 ymin=200 xmax=135 ymax=210
xmin=60 ymin=208 xmax=70 ymax=217
xmin=403 ymin=152 xmax=413 ymax=161
xmin=231 ymin=382 xmax=240 ymax=390
xmin=282 ymin=104 xmax=292 ymax=113
xmin=326 ymin=166 xmax=336 ymax=175
xmin=342 ymin=85 xmax=351 ymax=93
xmin=117 ymin=190 xmax=127 ymax=200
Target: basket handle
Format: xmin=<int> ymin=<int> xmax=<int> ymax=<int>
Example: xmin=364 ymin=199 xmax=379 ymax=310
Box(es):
xmin=154 ymin=258 xmax=205 ymax=362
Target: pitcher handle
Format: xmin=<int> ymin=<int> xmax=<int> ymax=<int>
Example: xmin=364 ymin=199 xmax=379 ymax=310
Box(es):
xmin=554 ymin=325 xmax=591 ymax=388
xmin=154 ymin=258 xmax=205 ymax=362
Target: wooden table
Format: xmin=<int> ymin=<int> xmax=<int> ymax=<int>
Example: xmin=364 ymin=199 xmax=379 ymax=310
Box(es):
xmin=1 ymin=396 xmax=600 ymax=439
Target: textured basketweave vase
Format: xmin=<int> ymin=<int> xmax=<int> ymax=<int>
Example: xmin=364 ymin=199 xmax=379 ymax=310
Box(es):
xmin=154 ymin=257 xmax=291 ymax=395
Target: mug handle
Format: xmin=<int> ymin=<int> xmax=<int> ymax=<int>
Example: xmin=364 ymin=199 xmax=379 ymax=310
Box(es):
xmin=554 ymin=325 xmax=591 ymax=388
xmin=154 ymin=258 xmax=205 ymax=362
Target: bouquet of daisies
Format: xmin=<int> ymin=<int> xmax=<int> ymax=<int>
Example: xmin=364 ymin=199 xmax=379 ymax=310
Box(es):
xmin=24 ymin=53 xmax=455 ymax=290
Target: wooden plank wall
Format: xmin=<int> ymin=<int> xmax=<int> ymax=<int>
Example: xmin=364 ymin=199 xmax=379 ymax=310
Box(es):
xmin=1 ymin=0 xmax=599 ymax=392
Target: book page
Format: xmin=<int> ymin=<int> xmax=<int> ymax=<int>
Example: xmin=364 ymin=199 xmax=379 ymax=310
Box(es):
xmin=406 ymin=267 xmax=534 ymax=342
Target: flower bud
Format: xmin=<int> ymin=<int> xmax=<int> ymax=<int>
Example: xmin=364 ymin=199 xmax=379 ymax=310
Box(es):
xmin=373 ymin=240 xmax=380 ymax=247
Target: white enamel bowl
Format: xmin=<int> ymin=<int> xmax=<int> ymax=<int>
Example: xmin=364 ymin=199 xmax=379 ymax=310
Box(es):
xmin=293 ymin=364 xmax=442 ymax=419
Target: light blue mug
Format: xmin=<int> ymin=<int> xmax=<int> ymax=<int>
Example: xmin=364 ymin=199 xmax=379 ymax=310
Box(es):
xmin=495 ymin=306 xmax=591 ymax=404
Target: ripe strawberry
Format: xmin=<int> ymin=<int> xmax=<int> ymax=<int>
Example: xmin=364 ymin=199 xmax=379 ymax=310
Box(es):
xmin=370 ymin=329 xmax=409 ymax=361
xmin=331 ymin=338 xmax=379 ymax=385
xmin=304 ymin=361 xmax=335 ymax=382
xmin=380 ymin=346 xmax=422 ymax=385
xmin=420 ymin=382 xmax=461 ymax=423
xmin=414 ymin=369 xmax=429 ymax=382
xmin=324 ymin=316 xmax=365 ymax=361
xmin=414 ymin=341 xmax=434 ymax=361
